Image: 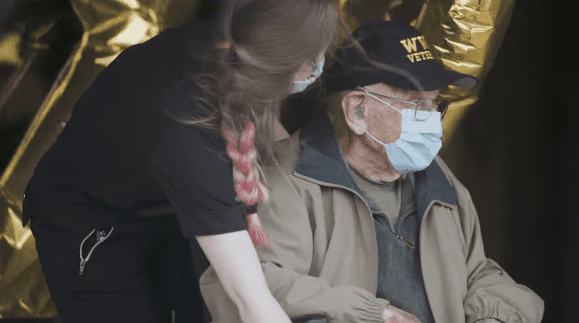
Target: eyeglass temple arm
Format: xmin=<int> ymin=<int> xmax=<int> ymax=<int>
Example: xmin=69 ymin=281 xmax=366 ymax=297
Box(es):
xmin=355 ymin=87 xmax=403 ymax=113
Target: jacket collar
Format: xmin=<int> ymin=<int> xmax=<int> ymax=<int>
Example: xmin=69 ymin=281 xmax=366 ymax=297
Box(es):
xmin=296 ymin=114 xmax=457 ymax=215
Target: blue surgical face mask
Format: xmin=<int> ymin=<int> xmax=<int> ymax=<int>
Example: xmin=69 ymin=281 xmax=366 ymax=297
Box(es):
xmin=291 ymin=58 xmax=324 ymax=93
xmin=366 ymin=109 xmax=443 ymax=174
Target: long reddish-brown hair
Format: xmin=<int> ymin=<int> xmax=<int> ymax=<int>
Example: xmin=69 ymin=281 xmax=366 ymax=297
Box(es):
xmin=169 ymin=0 xmax=341 ymax=164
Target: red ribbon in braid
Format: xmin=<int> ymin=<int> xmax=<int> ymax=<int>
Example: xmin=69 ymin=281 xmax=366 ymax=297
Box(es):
xmin=224 ymin=121 xmax=270 ymax=247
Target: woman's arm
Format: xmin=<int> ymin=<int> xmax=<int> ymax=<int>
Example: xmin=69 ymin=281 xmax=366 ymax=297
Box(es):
xmin=196 ymin=230 xmax=292 ymax=323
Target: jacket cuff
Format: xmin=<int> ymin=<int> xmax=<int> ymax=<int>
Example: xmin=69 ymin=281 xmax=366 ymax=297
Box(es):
xmin=362 ymin=298 xmax=390 ymax=323
xmin=467 ymin=310 xmax=510 ymax=323
xmin=471 ymin=318 xmax=506 ymax=323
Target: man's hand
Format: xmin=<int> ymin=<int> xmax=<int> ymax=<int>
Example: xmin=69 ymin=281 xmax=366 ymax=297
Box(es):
xmin=382 ymin=305 xmax=421 ymax=323
xmin=474 ymin=319 xmax=503 ymax=323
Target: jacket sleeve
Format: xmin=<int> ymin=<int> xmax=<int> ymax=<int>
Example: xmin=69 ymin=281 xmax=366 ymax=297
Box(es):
xmin=199 ymin=164 xmax=389 ymax=323
xmin=450 ymin=171 xmax=545 ymax=323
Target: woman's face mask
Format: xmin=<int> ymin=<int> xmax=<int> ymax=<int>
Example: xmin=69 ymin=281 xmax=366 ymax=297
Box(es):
xmin=291 ymin=56 xmax=325 ymax=93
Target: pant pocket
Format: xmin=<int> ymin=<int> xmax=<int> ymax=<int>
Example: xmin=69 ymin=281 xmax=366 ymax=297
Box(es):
xmin=79 ymin=227 xmax=114 ymax=275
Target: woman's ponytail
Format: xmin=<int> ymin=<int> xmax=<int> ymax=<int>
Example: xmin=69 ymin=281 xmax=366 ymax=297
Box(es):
xmin=223 ymin=121 xmax=270 ymax=247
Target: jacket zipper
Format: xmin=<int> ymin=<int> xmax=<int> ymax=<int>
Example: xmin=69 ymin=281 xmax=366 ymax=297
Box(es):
xmin=294 ymin=171 xmax=416 ymax=250
xmin=392 ymin=203 xmax=416 ymax=250
xmin=396 ymin=233 xmax=415 ymax=249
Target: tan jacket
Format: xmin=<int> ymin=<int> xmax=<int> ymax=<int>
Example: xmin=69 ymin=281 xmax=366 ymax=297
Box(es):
xmin=200 ymin=115 xmax=544 ymax=323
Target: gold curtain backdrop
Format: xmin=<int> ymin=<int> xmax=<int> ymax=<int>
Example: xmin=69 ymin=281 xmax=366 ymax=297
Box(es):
xmin=0 ymin=0 xmax=515 ymax=318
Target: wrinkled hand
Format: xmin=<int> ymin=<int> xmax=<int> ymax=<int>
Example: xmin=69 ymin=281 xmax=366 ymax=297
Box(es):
xmin=475 ymin=319 xmax=503 ymax=323
xmin=382 ymin=305 xmax=421 ymax=323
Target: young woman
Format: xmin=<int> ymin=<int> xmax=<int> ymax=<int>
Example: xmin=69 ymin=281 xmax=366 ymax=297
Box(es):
xmin=22 ymin=0 xmax=340 ymax=322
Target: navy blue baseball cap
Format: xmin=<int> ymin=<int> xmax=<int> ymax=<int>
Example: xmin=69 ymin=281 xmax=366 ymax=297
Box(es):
xmin=323 ymin=20 xmax=477 ymax=92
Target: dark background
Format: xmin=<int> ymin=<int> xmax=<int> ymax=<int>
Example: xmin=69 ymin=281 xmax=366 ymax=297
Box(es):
xmin=0 ymin=0 xmax=572 ymax=322
xmin=453 ymin=0 xmax=570 ymax=321
xmin=443 ymin=0 xmax=575 ymax=321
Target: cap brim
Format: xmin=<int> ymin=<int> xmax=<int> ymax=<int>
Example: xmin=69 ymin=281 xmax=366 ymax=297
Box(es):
xmin=323 ymin=61 xmax=477 ymax=92
xmin=425 ymin=67 xmax=477 ymax=89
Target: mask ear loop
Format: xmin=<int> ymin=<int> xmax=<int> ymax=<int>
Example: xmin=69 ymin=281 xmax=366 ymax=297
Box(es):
xmin=365 ymin=130 xmax=388 ymax=146
xmin=354 ymin=88 xmax=403 ymax=147
xmin=355 ymin=91 xmax=386 ymax=145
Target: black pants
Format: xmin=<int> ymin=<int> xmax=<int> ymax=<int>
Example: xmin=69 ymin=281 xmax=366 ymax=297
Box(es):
xmin=31 ymin=215 xmax=207 ymax=323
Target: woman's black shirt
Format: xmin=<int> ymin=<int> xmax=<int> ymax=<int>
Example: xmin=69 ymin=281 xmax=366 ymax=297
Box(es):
xmin=23 ymin=18 xmax=248 ymax=237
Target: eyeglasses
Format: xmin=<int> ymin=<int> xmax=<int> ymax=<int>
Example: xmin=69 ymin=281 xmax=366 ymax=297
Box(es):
xmin=293 ymin=59 xmax=322 ymax=84
xmin=356 ymin=87 xmax=448 ymax=120
xmin=308 ymin=58 xmax=323 ymax=78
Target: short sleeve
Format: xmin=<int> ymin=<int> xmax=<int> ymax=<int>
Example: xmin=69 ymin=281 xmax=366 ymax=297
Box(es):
xmin=148 ymin=125 xmax=248 ymax=237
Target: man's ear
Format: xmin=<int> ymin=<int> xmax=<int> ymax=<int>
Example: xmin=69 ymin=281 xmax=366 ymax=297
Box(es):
xmin=342 ymin=92 xmax=367 ymax=136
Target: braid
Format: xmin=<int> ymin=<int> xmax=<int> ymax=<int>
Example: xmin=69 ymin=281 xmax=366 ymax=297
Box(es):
xmin=164 ymin=0 xmax=340 ymax=248
xmin=223 ymin=121 xmax=270 ymax=247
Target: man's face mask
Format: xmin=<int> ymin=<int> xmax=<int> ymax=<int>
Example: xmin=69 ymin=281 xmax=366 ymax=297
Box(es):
xmin=358 ymin=87 xmax=443 ymax=174
xmin=291 ymin=57 xmax=325 ymax=93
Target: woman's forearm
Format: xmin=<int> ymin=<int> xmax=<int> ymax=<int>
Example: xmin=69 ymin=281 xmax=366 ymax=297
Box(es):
xmin=196 ymin=230 xmax=291 ymax=323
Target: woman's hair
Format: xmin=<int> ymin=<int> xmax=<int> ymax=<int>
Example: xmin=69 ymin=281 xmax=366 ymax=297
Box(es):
xmin=165 ymin=0 xmax=342 ymax=245
xmin=168 ymin=0 xmax=341 ymax=164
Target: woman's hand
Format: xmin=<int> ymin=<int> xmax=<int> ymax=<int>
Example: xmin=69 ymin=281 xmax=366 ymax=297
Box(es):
xmin=196 ymin=230 xmax=291 ymax=323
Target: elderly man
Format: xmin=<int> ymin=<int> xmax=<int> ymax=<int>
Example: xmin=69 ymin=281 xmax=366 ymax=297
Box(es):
xmin=200 ymin=20 xmax=544 ymax=323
